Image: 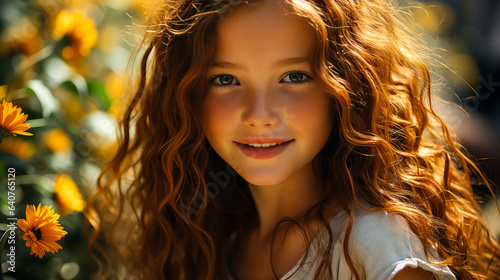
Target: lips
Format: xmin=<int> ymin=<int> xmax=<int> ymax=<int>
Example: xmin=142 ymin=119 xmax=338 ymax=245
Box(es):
xmin=235 ymin=139 xmax=294 ymax=159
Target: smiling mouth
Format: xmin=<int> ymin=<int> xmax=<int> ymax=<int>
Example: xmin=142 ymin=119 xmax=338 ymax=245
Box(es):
xmin=244 ymin=142 xmax=284 ymax=148
xmin=234 ymin=140 xmax=294 ymax=159
xmin=236 ymin=140 xmax=294 ymax=148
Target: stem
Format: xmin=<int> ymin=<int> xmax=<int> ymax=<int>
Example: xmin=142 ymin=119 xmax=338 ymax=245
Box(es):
xmin=6 ymin=43 xmax=56 ymax=101
xmin=0 ymin=128 xmax=9 ymax=144
xmin=26 ymin=118 xmax=48 ymax=128
xmin=0 ymin=228 xmax=12 ymax=278
xmin=0 ymin=175 xmax=54 ymax=196
xmin=0 ymin=229 xmax=9 ymax=245
xmin=14 ymin=44 xmax=56 ymax=76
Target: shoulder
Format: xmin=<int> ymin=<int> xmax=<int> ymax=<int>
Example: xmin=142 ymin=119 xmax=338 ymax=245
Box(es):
xmin=328 ymin=207 xmax=456 ymax=280
xmin=348 ymin=209 xmax=411 ymax=252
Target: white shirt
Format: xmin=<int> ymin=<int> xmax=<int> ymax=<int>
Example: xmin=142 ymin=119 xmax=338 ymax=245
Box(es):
xmin=279 ymin=207 xmax=456 ymax=280
xmin=229 ymin=206 xmax=456 ymax=280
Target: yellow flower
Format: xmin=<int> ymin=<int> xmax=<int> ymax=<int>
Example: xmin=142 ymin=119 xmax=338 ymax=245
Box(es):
xmin=42 ymin=128 xmax=73 ymax=154
xmin=17 ymin=204 xmax=68 ymax=258
xmin=52 ymin=10 xmax=97 ymax=58
xmin=0 ymin=100 xmax=32 ymax=139
xmin=1 ymin=17 xmax=44 ymax=57
xmin=105 ymin=73 xmax=125 ymax=101
xmin=54 ymin=174 xmax=86 ymax=216
xmin=0 ymin=137 xmax=36 ymax=159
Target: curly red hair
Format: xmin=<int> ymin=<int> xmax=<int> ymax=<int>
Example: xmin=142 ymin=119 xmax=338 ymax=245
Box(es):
xmin=85 ymin=1 xmax=500 ymax=279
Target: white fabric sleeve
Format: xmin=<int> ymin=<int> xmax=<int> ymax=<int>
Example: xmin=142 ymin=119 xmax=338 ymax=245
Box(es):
xmin=332 ymin=210 xmax=456 ymax=280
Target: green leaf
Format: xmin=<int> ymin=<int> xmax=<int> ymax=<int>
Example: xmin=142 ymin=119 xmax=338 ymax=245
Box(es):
xmin=25 ymin=80 xmax=59 ymax=118
xmin=87 ymin=79 xmax=111 ymax=111
xmin=71 ymin=75 xmax=90 ymax=99
xmin=14 ymin=175 xmax=54 ymax=197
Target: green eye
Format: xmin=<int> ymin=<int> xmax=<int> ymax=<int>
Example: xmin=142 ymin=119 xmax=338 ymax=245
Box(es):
xmin=281 ymin=72 xmax=311 ymax=83
xmin=212 ymin=75 xmax=239 ymax=86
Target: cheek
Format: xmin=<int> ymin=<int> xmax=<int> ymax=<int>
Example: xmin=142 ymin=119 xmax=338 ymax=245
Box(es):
xmin=285 ymin=92 xmax=333 ymax=133
xmin=202 ymin=96 xmax=237 ymax=143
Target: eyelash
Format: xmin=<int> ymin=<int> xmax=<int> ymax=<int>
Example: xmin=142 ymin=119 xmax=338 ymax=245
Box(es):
xmin=280 ymin=71 xmax=312 ymax=84
xmin=211 ymin=75 xmax=240 ymax=87
xmin=210 ymin=71 xmax=312 ymax=87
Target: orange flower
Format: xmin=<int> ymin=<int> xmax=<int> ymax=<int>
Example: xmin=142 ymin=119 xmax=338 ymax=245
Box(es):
xmin=2 ymin=17 xmax=44 ymax=56
xmin=52 ymin=10 xmax=97 ymax=58
xmin=42 ymin=128 xmax=73 ymax=154
xmin=54 ymin=174 xmax=85 ymax=216
xmin=0 ymin=100 xmax=32 ymax=139
xmin=17 ymin=204 xmax=68 ymax=258
xmin=0 ymin=138 xmax=36 ymax=159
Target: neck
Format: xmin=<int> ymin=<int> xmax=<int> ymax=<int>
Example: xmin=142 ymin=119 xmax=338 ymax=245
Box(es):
xmin=248 ymin=163 xmax=324 ymax=241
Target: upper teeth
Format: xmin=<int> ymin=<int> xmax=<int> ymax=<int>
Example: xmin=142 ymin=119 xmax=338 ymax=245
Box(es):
xmin=247 ymin=143 xmax=280 ymax=148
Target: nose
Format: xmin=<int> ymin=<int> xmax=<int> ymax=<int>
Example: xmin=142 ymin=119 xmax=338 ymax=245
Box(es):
xmin=241 ymin=89 xmax=279 ymax=128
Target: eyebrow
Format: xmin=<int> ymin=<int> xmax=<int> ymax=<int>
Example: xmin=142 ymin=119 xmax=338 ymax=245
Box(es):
xmin=210 ymin=57 xmax=311 ymax=70
xmin=273 ymin=57 xmax=311 ymax=68
xmin=210 ymin=61 xmax=244 ymax=70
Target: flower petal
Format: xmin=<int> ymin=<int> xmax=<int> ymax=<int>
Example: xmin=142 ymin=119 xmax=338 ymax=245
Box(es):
xmin=19 ymin=204 xmax=67 ymax=258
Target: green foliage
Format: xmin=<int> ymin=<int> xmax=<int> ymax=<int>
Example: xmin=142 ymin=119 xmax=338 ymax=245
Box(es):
xmin=0 ymin=0 xmax=145 ymax=278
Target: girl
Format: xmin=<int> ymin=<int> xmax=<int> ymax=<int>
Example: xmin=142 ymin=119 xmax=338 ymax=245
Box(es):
xmin=85 ymin=0 xmax=500 ymax=279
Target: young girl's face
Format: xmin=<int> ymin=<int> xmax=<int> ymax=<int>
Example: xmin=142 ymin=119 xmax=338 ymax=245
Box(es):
xmin=202 ymin=1 xmax=333 ymax=186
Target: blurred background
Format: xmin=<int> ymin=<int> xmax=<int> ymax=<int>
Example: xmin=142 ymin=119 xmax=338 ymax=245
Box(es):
xmin=0 ymin=0 xmax=498 ymax=279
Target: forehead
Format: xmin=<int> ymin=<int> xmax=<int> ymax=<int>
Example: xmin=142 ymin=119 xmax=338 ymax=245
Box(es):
xmin=214 ymin=1 xmax=316 ymax=62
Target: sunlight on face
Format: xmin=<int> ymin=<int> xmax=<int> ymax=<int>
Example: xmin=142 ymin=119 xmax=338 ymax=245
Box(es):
xmin=202 ymin=1 xmax=333 ymax=187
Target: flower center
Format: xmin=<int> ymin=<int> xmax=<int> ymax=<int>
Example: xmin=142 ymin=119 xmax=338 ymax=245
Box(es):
xmin=32 ymin=227 xmax=42 ymax=240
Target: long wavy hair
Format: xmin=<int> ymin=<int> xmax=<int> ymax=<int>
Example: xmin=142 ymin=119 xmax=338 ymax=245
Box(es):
xmin=84 ymin=0 xmax=500 ymax=279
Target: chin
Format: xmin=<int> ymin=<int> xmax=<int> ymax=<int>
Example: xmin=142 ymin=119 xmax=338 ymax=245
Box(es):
xmin=239 ymin=169 xmax=290 ymax=187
